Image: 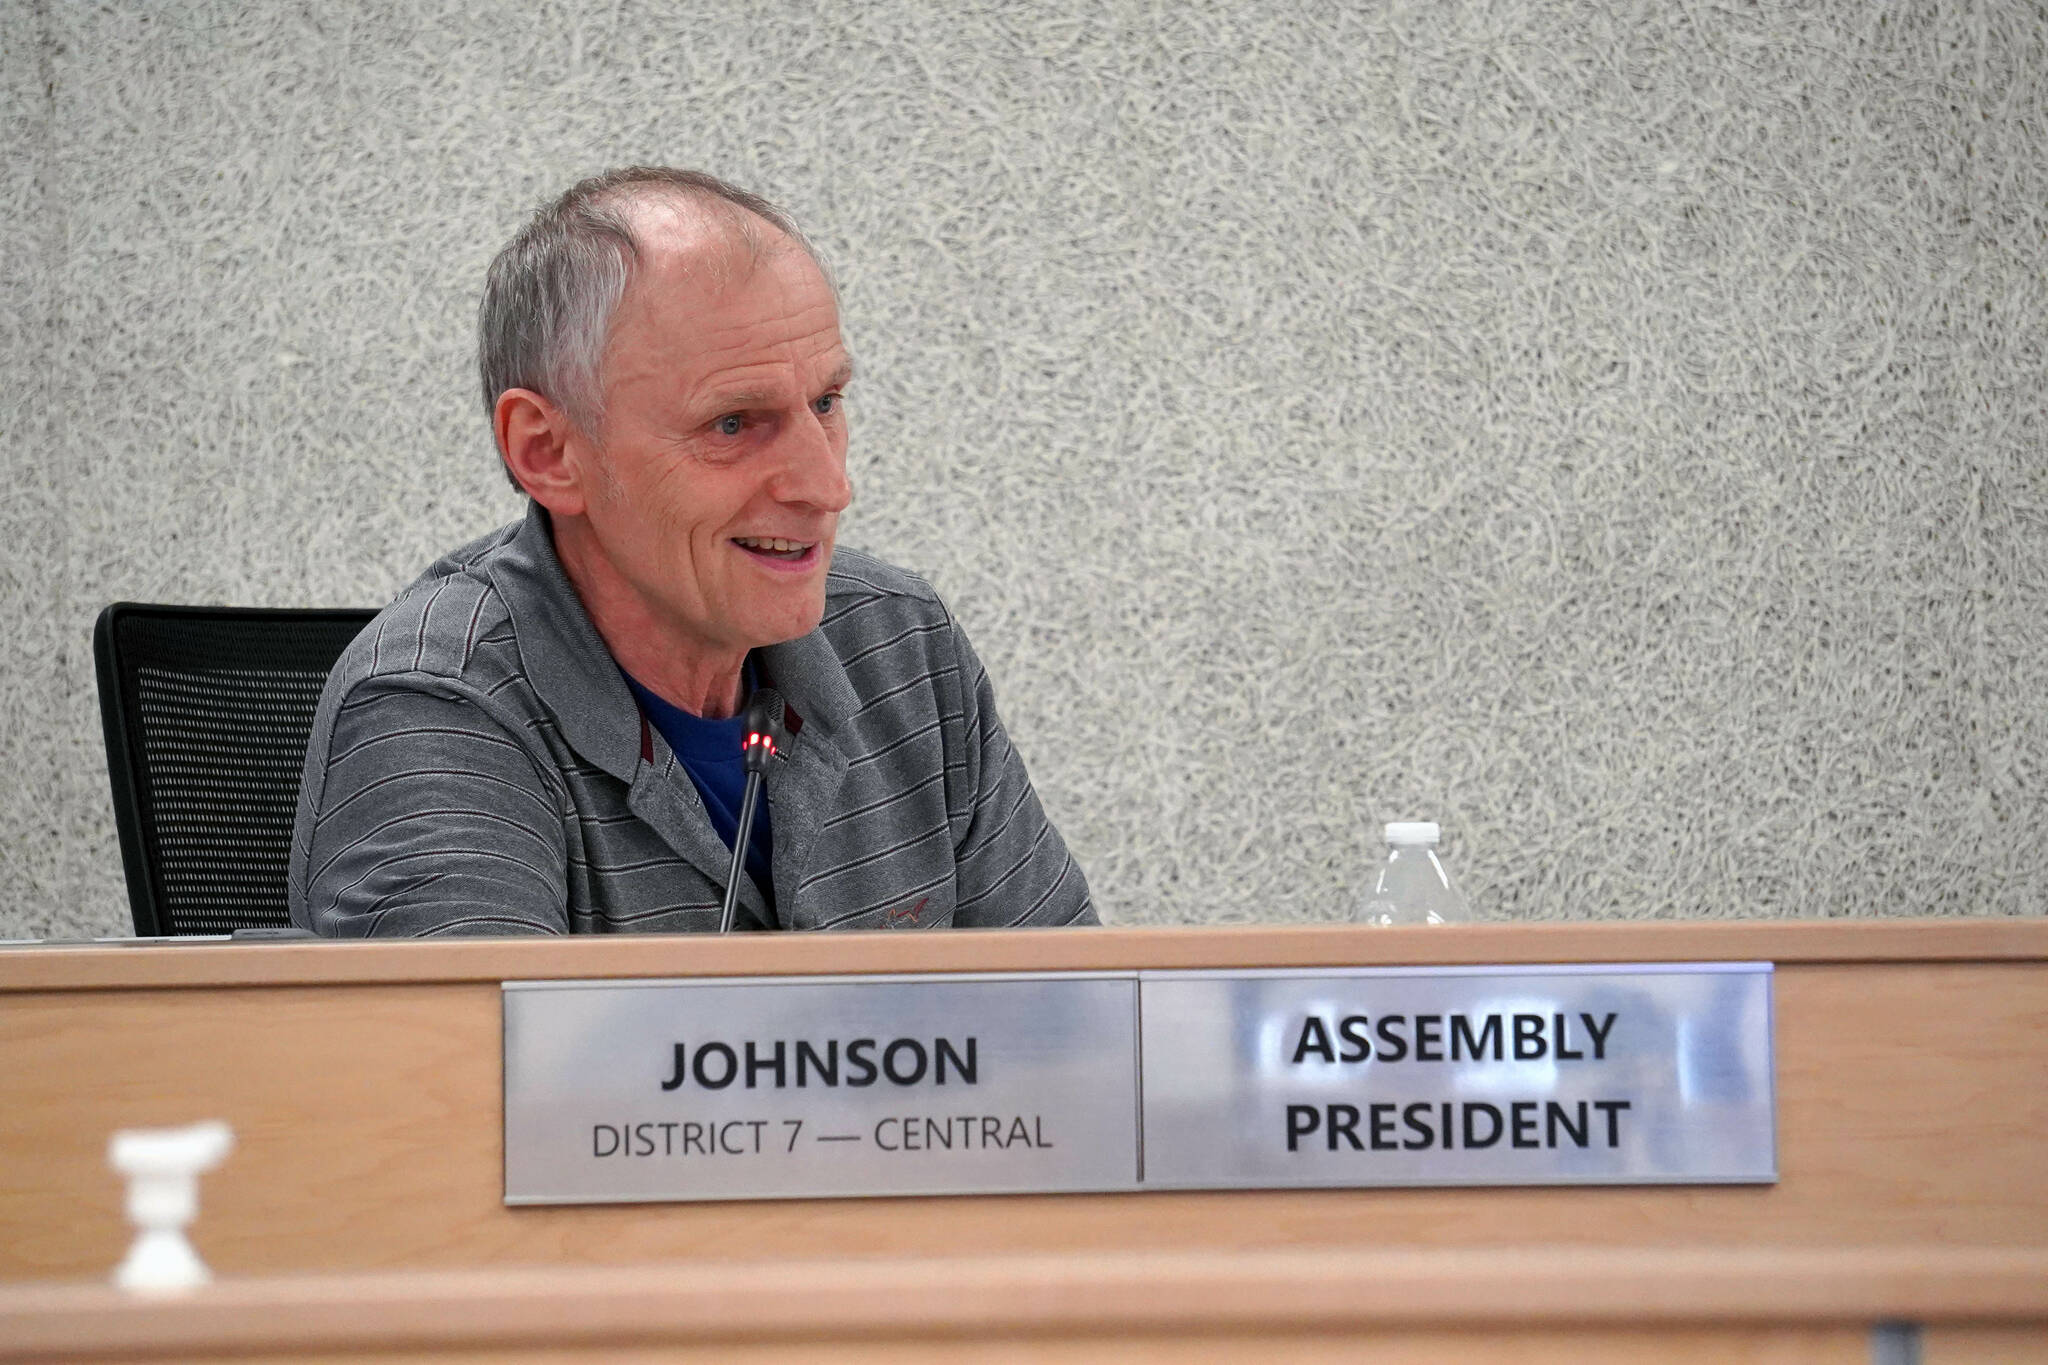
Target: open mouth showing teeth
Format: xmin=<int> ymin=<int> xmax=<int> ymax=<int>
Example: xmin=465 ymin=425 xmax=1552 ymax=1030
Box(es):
xmin=733 ymin=536 xmax=813 ymax=560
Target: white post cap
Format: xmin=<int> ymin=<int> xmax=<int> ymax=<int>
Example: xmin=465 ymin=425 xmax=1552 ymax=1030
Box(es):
xmin=1384 ymin=821 xmax=1441 ymax=845
xmin=109 ymin=1121 xmax=233 ymax=1179
xmin=108 ymin=1121 xmax=234 ymax=1295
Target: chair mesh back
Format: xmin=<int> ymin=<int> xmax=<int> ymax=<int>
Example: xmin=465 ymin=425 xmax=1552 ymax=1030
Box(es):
xmin=97 ymin=606 xmax=376 ymax=936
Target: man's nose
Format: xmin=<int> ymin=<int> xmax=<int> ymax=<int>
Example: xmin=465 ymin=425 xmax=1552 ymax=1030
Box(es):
xmin=770 ymin=413 xmax=853 ymax=513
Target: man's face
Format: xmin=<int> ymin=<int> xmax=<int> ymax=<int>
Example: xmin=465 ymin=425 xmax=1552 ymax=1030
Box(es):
xmin=578 ymin=223 xmax=853 ymax=661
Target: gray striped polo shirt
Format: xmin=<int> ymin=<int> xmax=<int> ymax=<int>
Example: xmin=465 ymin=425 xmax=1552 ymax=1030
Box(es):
xmin=288 ymin=505 xmax=1095 ymax=936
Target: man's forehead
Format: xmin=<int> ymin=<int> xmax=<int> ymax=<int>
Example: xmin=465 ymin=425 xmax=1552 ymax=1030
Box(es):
xmin=685 ymin=314 xmax=853 ymax=398
xmin=621 ymin=239 xmax=830 ymax=346
xmin=700 ymin=350 xmax=855 ymax=402
xmin=615 ymin=192 xmax=810 ymax=292
xmin=636 ymin=251 xmax=841 ymax=351
xmin=626 ymin=196 xmax=745 ymax=258
xmin=601 ymin=214 xmax=846 ymax=400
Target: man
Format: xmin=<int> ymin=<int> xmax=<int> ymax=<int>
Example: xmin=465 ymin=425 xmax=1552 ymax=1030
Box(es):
xmin=289 ymin=167 xmax=1094 ymax=936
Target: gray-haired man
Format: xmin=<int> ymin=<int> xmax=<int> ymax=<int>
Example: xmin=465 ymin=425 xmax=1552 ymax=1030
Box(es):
xmin=289 ymin=168 xmax=1094 ymax=936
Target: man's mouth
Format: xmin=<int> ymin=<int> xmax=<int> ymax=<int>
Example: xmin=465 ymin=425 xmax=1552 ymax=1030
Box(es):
xmin=732 ymin=536 xmax=815 ymax=563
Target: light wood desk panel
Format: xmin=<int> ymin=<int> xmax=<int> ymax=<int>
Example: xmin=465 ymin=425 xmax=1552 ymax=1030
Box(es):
xmin=7 ymin=1246 xmax=2045 ymax=1363
xmin=1 ymin=921 xmax=2042 ymax=1280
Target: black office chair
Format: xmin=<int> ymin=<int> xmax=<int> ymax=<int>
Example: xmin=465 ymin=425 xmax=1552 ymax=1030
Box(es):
xmin=93 ymin=604 xmax=377 ymax=936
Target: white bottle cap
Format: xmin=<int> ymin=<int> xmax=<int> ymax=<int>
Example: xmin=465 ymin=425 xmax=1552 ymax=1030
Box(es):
xmin=1384 ymin=821 xmax=1440 ymax=846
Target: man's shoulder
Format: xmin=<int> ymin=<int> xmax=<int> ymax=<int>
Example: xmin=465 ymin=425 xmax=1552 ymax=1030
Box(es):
xmin=331 ymin=521 xmax=523 ymax=690
xmin=818 ymin=547 xmax=964 ymax=666
xmin=824 ymin=546 xmax=947 ymax=614
xmin=810 ymin=548 xmax=979 ymax=713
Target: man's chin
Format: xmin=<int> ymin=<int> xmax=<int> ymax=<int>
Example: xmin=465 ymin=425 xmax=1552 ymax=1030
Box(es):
xmin=748 ymin=595 xmax=829 ymax=649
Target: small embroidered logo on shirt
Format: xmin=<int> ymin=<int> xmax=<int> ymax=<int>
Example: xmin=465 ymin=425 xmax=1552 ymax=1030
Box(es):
xmin=887 ymin=896 xmax=929 ymax=927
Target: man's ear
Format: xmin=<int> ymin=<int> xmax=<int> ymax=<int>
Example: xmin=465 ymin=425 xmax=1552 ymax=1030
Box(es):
xmin=495 ymin=388 xmax=593 ymax=516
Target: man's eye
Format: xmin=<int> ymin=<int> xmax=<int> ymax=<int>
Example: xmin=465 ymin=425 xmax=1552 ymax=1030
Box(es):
xmin=714 ymin=414 xmax=745 ymax=436
xmin=814 ymin=393 xmax=841 ymax=416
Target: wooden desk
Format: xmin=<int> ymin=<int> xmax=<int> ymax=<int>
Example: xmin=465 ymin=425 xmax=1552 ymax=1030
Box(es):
xmin=1 ymin=920 xmax=2043 ymax=1356
xmin=2 ymin=1246 xmax=2045 ymax=1361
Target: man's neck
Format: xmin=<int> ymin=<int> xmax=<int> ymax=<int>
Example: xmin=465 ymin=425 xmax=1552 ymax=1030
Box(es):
xmin=548 ymin=513 xmax=746 ymax=720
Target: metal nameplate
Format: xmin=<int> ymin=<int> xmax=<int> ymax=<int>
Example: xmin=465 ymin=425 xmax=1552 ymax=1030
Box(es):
xmin=502 ymin=973 xmax=1140 ymax=1204
xmin=1139 ymin=963 xmax=1776 ymax=1189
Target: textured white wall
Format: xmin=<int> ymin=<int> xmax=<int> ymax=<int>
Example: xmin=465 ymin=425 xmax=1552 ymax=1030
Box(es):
xmin=4 ymin=0 xmax=2043 ymax=938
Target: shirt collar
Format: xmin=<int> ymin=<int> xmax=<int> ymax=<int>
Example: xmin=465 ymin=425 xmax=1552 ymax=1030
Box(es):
xmin=486 ymin=502 xmax=862 ymax=782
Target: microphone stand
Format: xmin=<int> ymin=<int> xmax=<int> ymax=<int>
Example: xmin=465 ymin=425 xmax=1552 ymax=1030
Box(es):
xmin=718 ymin=689 xmax=786 ymax=933
xmin=717 ymin=773 xmax=765 ymax=933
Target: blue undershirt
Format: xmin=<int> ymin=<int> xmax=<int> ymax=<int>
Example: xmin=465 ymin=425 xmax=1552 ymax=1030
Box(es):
xmin=622 ymin=666 xmax=775 ymax=920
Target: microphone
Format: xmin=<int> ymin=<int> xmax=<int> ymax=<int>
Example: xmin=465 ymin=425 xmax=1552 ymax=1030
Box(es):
xmin=741 ymin=688 xmax=788 ymax=775
xmin=719 ymin=688 xmax=788 ymax=933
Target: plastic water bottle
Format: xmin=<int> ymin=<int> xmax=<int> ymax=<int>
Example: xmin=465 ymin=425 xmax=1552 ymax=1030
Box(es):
xmin=1356 ymin=822 xmax=1471 ymax=925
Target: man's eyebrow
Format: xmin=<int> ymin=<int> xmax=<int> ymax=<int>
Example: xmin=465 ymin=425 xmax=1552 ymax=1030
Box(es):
xmin=705 ymin=360 xmax=855 ymax=412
